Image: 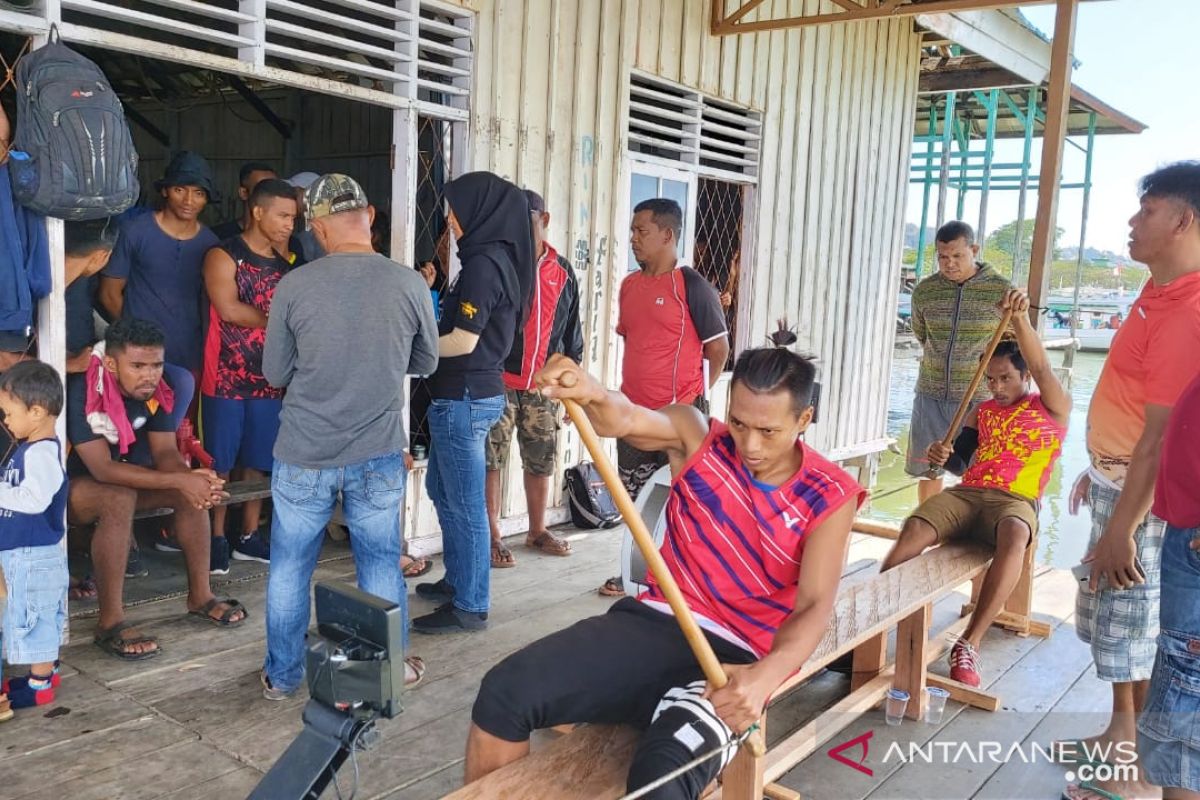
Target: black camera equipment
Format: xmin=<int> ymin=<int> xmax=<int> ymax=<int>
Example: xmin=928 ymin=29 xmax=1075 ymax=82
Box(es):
xmin=248 ymin=581 xmax=405 ymax=800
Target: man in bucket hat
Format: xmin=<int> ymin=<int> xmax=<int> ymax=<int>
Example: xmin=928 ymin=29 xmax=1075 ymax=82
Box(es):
xmin=99 ymin=151 xmax=218 ymax=382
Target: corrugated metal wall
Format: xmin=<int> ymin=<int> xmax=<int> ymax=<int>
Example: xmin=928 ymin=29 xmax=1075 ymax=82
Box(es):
xmin=128 ymin=92 xmax=394 ymax=225
xmin=463 ymin=0 xmax=920 ymax=457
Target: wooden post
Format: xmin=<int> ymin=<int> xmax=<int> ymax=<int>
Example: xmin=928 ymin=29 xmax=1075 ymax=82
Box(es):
xmin=851 ymin=631 xmax=887 ymax=691
xmin=936 ymin=92 xmax=956 ymax=227
xmin=894 ymin=603 xmax=930 ymax=721
xmin=1063 ymin=110 xmax=1097 ymax=371
xmin=1012 ymin=88 xmax=1037 ymax=285
xmin=977 ymin=89 xmax=999 ymax=240
xmin=915 ymin=103 xmax=938 ymax=281
xmin=1025 ymin=0 xmax=1079 ymax=327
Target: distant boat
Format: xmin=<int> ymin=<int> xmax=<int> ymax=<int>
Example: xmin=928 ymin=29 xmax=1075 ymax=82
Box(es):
xmin=1041 ymin=293 xmax=1136 ymax=353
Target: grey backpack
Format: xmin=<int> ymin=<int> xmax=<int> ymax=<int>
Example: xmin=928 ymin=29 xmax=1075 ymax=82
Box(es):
xmin=8 ymin=28 xmax=139 ymax=220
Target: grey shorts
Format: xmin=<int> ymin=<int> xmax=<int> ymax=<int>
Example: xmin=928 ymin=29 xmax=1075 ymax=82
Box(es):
xmin=905 ymin=393 xmax=980 ymax=478
xmin=1075 ymin=481 xmax=1165 ymax=683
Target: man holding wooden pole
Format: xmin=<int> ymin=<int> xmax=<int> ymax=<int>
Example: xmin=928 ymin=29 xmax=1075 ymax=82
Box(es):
xmin=882 ymin=288 xmax=1069 ymax=688
xmin=463 ymin=331 xmax=863 ymax=799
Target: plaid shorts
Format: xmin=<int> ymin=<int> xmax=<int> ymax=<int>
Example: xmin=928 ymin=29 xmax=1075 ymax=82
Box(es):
xmin=1075 ymin=481 xmax=1165 ymax=683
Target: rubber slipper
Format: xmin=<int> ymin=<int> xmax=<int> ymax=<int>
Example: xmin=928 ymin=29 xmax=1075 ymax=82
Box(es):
xmin=188 ymin=598 xmax=248 ymax=628
xmin=598 ymin=576 xmax=626 ymax=597
xmin=405 ymin=656 xmax=426 ymax=688
xmin=526 ymin=530 xmax=571 ymax=556
xmin=1051 ymin=739 xmax=1113 ymax=768
xmin=491 ymin=542 xmax=516 ymax=569
xmin=402 ymin=556 xmax=434 ymax=578
xmin=1062 ymin=780 xmax=1125 ymax=800
xmin=94 ymin=621 xmax=160 ymax=661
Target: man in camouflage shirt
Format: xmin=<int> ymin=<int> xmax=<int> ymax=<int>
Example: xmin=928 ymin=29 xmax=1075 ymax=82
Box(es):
xmin=907 ymin=221 xmax=1011 ymax=502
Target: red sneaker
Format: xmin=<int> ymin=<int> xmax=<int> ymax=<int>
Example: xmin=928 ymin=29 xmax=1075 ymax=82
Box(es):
xmin=949 ymin=640 xmax=982 ymax=687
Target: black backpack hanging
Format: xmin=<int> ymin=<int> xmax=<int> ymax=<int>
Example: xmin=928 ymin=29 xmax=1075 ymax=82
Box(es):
xmin=564 ymin=461 xmax=622 ymax=529
xmin=8 ymin=26 xmax=139 ymax=220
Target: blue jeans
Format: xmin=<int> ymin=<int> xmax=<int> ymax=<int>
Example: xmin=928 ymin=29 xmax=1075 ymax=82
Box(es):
xmin=0 ymin=544 xmax=68 ymax=665
xmin=426 ymin=392 xmax=506 ymax=614
xmin=264 ymin=452 xmax=407 ymax=693
xmin=1138 ymin=525 xmax=1200 ymax=791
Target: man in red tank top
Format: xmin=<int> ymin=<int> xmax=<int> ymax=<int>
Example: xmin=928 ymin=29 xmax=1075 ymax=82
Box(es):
xmin=464 ymin=334 xmax=864 ymax=799
xmin=882 ymin=289 xmax=1071 ymax=688
xmin=200 ymin=179 xmax=296 ymax=570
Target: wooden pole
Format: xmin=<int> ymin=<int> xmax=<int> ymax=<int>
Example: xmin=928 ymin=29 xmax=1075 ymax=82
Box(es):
xmin=936 ymin=92 xmax=956 ymax=227
xmin=559 ymin=389 xmax=766 ymax=758
xmin=926 ymin=307 xmax=1015 ymax=477
xmin=1025 ymin=0 xmax=1079 ymax=330
xmin=1011 ymin=87 xmax=1037 ymax=285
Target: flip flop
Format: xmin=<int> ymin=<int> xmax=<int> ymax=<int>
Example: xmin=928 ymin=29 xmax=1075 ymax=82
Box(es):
xmin=491 ymin=541 xmax=516 ymax=569
xmin=526 ymin=530 xmax=571 ymax=556
xmin=188 ymin=598 xmax=248 ymax=628
xmin=598 ymin=576 xmax=626 ymax=597
xmin=1062 ymin=781 xmax=1125 ymax=800
xmin=69 ymin=575 xmax=98 ymax=602
xmin=94 ymin=621 xmax=161 ymax=661
xmin=1051 ymin=739 xmax=1113 ymax=768
xmin=402 ymin=556 xmax=433 ymax=578
xmin=405 ymin=656 xmax=426 ymax=688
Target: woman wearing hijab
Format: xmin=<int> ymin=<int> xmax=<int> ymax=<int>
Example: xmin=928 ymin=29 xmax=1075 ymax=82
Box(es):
xmin=413 ymin=171 xmax=534 ymax=634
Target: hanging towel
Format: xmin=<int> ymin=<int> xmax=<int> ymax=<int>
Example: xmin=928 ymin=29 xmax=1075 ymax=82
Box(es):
xmin=83 ymin=342 xmax=175 ymax=455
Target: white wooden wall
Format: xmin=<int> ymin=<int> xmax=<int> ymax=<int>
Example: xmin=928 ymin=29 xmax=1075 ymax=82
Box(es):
xmin=455 ymin=0 xmax=919 ymax=520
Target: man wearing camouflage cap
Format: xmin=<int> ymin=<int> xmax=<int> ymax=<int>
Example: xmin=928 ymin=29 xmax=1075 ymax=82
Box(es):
xmin=261 ymin=173 xmax=439 ymax=699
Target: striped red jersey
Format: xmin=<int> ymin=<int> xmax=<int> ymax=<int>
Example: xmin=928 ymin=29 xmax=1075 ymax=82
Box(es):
xmin=642 ymin=420 xmax=866 ymax=658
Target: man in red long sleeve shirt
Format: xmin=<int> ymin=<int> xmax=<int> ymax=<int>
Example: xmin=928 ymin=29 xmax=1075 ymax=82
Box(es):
xmin=485 ymin=190 xmax=583 ymax=566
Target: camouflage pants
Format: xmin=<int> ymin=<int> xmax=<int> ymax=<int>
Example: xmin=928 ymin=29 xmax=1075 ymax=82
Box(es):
xmin=485 ymin=389 xmax=561 ymax=477
xmin=617 ymin=395 xmax=710 ymax=498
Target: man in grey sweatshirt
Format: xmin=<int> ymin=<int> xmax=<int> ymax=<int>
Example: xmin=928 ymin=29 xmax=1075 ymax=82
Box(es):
xmin=260 ymin=174 xmax=438 ymax=700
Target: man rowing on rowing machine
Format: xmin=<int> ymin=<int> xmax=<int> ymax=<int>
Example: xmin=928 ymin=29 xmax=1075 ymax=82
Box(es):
xmin=465 ymin=325 xmax=865 ymax=799
xmin=881 ymin=288 xmax=1070 ymax=688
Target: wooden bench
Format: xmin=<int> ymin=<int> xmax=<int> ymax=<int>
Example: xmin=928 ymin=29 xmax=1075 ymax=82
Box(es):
xmin=130 ymin=478 xmax=273 ymax=521
xmin=851 ymin=516 xmax=1051 ymax=639
xmin=447 ymin=541 xmax=999 ymax=800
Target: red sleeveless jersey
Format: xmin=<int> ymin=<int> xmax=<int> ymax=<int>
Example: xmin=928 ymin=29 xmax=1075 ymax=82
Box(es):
xmin=643 ymin=420 xmax=866 ymax=657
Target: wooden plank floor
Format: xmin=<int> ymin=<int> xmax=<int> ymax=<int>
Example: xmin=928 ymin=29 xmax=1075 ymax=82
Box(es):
xmin=3 ymin=530 xmax=1108 ymax=800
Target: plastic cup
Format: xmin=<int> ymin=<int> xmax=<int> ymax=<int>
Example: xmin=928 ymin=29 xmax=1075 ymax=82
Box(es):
xmin=924 ymin=686 xmax=951 ymax=724
xmin=885 ymin=688 xmax=910 ymax=725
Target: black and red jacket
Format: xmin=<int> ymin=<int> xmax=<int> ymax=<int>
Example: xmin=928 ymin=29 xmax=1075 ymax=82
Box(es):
xmin=503 ymin=243 xmax=584 ymax=390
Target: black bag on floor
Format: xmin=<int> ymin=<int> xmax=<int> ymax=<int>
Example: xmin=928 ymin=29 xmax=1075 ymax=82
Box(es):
xmin=564 ymin=462 xmax=622 ymax=529
xmin=9 ymin=27 xmax=139 ymax=220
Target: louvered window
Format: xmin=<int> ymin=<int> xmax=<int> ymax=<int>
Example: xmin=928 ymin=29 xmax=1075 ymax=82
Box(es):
xmin=628 ymin=73 xmax=700 ymax=164
xmin=416 ymin=0 xmax=472 ymax=116
xmin=627 ymin=72 xmax=760 ymax=180
xmin=40 ymin=0 xmax=472 ymax=112
xmin=700 ymin=97 xmax=761 ymax=177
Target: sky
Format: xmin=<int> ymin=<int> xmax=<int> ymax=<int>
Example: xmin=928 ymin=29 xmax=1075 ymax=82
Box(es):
xmin=904 ymin=0 xmax=1198 ymax=257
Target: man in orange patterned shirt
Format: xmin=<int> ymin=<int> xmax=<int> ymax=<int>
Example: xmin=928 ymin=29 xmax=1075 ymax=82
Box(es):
xmin=881 ymin=288 xmax=1070 ymax=686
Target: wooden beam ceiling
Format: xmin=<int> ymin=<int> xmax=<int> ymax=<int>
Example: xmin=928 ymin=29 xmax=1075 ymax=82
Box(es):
xmin=711 ymin=0 xmax=1068 ymax=34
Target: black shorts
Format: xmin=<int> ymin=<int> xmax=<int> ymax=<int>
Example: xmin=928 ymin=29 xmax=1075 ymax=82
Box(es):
xmin=473 ymin=597 xmax=756 ymax=799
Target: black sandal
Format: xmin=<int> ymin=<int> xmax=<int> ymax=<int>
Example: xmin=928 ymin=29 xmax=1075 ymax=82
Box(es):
xmin=188 ymin=598 xmax=248 ymax=627
xmin=94 ymin=621 xmax=161 ymax=661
